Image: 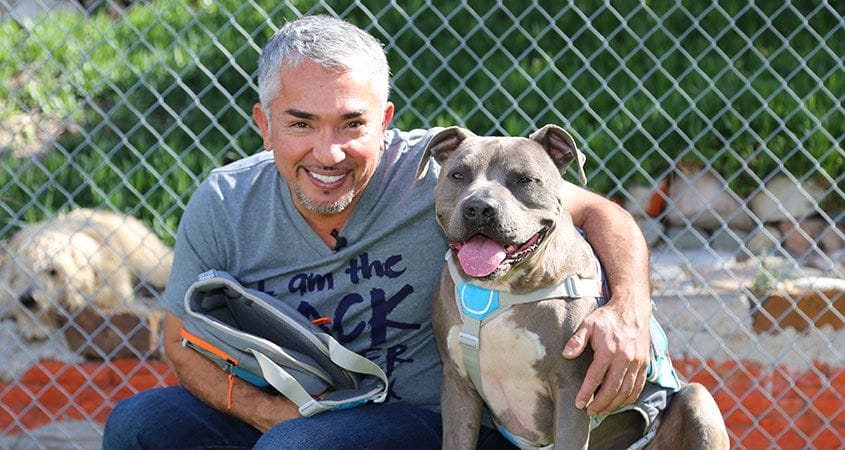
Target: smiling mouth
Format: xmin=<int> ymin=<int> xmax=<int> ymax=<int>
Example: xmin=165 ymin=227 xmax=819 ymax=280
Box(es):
xmin=306 ymin=169 xmax=348 ymax=187
xmin=449 ymin=227 xmax=549 ymax=279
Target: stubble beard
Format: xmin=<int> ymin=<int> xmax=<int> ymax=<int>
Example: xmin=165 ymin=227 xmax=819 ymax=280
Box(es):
xmin=295 ymin=184 xmax=357 ymax=215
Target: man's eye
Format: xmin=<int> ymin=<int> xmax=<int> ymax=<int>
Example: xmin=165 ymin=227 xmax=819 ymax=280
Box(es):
xmin=346 ymin=120 xmax=363 ymax=129
xmin=291 ymin=121 xmax=309 ymax=128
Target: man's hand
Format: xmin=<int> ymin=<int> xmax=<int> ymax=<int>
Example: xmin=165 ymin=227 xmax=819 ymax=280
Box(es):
xmin=562 ymin=300 xmax=650 ymax=416
xmin=561 ymin=180 xmax=653 ymax=416
xmin=163 ymin=312 xmax=301 ymax=431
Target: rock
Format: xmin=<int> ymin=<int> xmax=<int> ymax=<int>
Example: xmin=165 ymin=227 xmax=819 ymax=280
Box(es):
xmin=752 ymin=277 xmax=845 ymax=333
xmin=707 ymin=228 xmax=743 ymax=251
xmin=665 ymin=226 xmax=705 ymax=250
xmin=625 ymin=181 xmax=668 ymax=219
xmin=820 ymin=223 xmax=844 ymax=254
xmin=625 ymin=184 xmax=653 ymax=218
xmin=635 ymin=216 xmax=664 ymax=247
xmin=665 ymin=163 xmax=755 ymax=231
xmin=745 ymin=225 xmax=782 ymax=255
xmin=750 ymin=174 xmax=824 ymax=222
xmin=61 ymin=305 xmax=164 ymax=360
xmin=778 ymin=218 xmax=829 ymax=256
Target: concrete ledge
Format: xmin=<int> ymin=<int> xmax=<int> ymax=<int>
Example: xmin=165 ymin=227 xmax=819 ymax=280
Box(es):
xmin=60 ymin=306 xmax=164 ymax=360
xmin=753 ymin=282 xmax=845 ymax=333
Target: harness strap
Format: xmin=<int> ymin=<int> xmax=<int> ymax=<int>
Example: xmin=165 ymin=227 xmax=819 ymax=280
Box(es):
xmin=446 ymin=253 xmax=605 ymax=307
xmin=458 ymin=317 xmax=484 ymax=395
xmin=500 ymin=275 xmax=604 ymax=305
xmin=445 ymin=250 xmax=605 ymax=408
xmin=443 ymin=242 xmax=680 ymax=449
xmin=496 ymin=421 xmax=554 ymax=450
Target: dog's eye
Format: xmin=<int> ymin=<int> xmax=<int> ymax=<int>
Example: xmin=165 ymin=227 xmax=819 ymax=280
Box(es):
xmin=450 ymin=171 xmax=464 ymax=180
xmin=516 ymin=175 xmax=535 ymax=184
xmin=46 ymin=268 xmax=58 ymax=278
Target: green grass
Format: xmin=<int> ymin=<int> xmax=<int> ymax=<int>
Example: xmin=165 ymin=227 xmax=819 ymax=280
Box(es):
xmin=0 ymin=0 xmax=841 ymax=238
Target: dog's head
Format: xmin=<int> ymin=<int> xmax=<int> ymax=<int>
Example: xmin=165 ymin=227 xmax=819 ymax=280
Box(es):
xmin=417 ymin=125 xmax=587 ymax=287
xmin=0 ymin=222 xmax=131 ymax=340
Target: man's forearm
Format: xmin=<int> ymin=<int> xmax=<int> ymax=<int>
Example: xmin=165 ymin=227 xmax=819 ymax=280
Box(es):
xmin=163 ymin=312 xmax=300 ymax=432
xmin=573 ymin=193 xmax=652 ymax=319
xmin=562 ymin=183 xmax=653 ymax=414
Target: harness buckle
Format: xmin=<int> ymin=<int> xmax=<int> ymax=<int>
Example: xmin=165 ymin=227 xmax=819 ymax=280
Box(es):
xmin=458 ymin=332 xmax=480 ymax=350
xmin=564 ymin=276 xmax=580 ymax=298
xmin=298 ymin=399 xmax=326 ymax=417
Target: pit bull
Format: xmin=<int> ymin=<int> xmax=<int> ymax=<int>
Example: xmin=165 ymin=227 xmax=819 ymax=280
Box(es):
xmin=416 ymin=125 xmax=729 ymax=449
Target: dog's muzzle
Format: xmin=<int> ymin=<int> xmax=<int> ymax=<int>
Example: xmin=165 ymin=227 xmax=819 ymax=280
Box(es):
xmin=18 ymin=289 xmax=37 ymax=310
xmin=461 ymin=197 xmax=500 ymax=229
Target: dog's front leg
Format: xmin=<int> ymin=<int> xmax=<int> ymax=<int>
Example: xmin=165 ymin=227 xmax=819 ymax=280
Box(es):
xmin=432 ymin=270 xmax=485 ymax=449
xmin=552 ymin=352 xmax=592 ymax=450
xmin=440 ymin=361 xmax=484 ymax=450
xmin=553 ymin=301 xmax=595 ymax=450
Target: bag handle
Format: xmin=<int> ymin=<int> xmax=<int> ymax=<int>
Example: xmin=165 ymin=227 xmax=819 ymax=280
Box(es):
xmin=250 ymin=333 xmax=389 ymax=417
xmin=319 ymin=333 xmax=389 ymax=401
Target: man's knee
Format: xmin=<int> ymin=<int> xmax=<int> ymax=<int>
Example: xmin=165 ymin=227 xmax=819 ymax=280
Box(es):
xmin=257 ymin=417 xmax=367 ymax=449
xmin=254 ymin=403 xmax=441 ymax=449
xmin=103 ymin=391 xmax=156 ymax=449
xmin=104 ymin=386 xmax=260 ymax=449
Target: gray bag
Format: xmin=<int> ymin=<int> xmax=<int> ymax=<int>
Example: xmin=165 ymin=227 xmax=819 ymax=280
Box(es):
xmin=180 ymin=270 xmax=388 ymax=417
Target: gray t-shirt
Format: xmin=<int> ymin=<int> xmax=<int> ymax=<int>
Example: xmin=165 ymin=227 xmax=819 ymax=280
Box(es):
xmin=164 ymin=128 xmax=446 ymax=411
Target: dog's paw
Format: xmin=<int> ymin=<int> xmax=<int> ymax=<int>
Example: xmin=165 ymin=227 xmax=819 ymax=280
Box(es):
xmin=18 ymin=319 xmax=50 ymax=341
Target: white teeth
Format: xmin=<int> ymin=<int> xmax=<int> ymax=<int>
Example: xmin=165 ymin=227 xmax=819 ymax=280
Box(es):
xmin=310 ymin=172 xmax=344 ymax=183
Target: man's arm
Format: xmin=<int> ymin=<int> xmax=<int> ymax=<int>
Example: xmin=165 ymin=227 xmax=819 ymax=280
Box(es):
xmin=163 ymin=311 xmax=301 ymax=432
xmin=560 ymin=181 xmax=652 ymax=417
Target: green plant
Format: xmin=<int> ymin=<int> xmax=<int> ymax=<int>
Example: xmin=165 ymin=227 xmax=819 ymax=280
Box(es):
xmin=0 ymin=0 xmax=841 ymax=238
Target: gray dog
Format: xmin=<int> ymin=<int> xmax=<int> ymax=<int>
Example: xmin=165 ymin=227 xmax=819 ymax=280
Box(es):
xmin=416 ymin=125 xmax=729 ymax=449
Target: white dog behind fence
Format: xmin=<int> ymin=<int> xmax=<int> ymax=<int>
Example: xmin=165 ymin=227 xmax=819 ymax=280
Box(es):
xmin=0 ymin=209 xmax=173 ymax=340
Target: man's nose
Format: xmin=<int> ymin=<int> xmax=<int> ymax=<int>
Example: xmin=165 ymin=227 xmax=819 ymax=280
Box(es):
xmin=312 ymin=132 xmax=347 ymax=166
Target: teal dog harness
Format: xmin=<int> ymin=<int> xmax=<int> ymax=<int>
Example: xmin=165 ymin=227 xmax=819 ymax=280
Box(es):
xmin=446 ymin=250 xmax=680 ymax=450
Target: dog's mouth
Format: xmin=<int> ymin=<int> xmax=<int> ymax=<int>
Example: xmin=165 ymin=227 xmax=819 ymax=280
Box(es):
xmin=449 ymin=227 xmax=548 ymax=279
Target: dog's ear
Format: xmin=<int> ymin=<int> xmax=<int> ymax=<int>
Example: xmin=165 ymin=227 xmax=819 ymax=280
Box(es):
xmin=416 ymin=126 xmax=476 ymax=180
xmin=529 ymin=124 xmax=587 ymax=186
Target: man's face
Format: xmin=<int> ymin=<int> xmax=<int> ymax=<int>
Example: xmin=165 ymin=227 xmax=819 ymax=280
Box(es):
xmin=254 ymin=59 xmax=394 ymax=222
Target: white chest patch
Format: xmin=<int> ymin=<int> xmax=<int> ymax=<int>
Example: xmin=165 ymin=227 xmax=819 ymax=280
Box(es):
xmin=446 ymin=309 xmax=551 ymax=437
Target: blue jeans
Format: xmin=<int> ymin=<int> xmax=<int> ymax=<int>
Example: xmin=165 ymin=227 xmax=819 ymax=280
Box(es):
xmin=103 ymin=386 xmax=515 ymax=449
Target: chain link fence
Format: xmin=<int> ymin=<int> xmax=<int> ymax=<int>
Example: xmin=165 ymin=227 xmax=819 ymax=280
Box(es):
xmin=0 ymin=0 xmax=842 ymax=448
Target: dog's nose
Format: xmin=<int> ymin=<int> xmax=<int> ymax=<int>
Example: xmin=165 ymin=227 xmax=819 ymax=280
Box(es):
xmin=18 ymin=290 xmax=37 ymax=310
xmin=462 ymin=198 xmax=498 ymax=225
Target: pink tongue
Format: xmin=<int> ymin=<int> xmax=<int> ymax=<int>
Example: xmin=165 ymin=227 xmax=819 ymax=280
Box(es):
xmin=457 ymin=235 xmax=507 ymax=278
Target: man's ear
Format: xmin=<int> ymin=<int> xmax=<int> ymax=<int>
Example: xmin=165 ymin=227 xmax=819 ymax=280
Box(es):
xmin=416 ymin=126 xmax=476 ymax=180
xmin=529 ymin=124 xmax=587 ymax=186
xmin=253 ymin=103 xmax=272 ymax=151
xmin=381 ymin=102 xmax=395 ymax=135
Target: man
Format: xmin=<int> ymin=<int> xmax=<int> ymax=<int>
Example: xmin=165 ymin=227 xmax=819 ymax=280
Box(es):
xmin=104 ymin=15 xmax=653 ymax=449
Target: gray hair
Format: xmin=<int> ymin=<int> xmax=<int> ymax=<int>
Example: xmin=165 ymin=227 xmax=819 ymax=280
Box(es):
xmin=257 ymin=15 xmax=390 ymax=114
